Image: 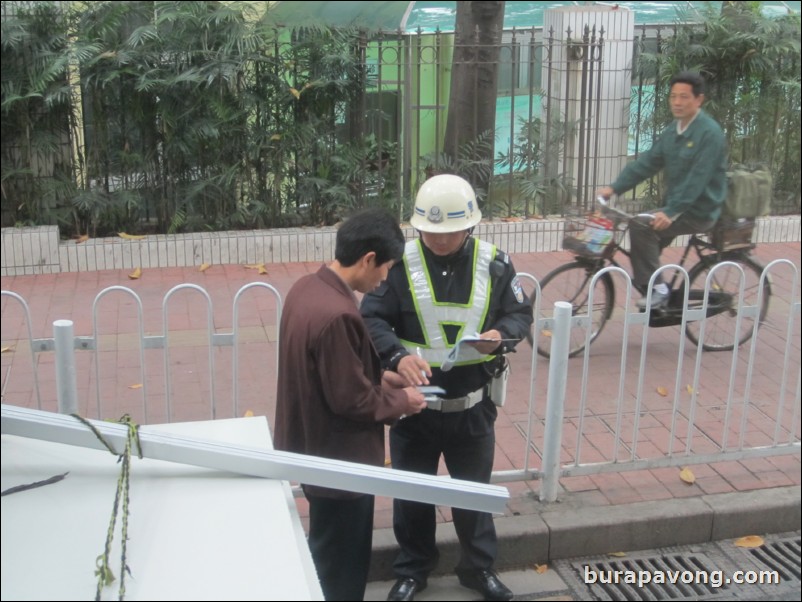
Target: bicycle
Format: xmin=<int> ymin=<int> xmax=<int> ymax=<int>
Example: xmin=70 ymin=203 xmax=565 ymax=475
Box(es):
xmin=535 ymin=199 xmax=772 ymax=357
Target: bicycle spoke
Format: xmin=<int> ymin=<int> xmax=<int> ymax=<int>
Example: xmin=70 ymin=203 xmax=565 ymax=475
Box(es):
xmin=535 ymin=262 xmax=614 ymax=357
xmin=685 ymin=255 xmax=771 ymax=351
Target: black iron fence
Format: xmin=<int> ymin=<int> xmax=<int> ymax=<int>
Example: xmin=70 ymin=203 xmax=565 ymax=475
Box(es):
xmin=1 ymin=3 xmax=799 ymax=236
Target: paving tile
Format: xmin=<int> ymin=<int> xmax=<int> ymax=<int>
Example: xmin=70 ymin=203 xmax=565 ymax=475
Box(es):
xmin=1 ymin=242 xmax=799 ymax=537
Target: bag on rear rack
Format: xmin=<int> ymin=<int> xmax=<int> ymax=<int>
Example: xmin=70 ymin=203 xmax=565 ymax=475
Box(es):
xmin=711 ymin=165 xmax=773 ymax=252
xmin=724 ymin=165 xmax=772 ymax=219
xmin=711 ymin=216 xmax=755 ymax=251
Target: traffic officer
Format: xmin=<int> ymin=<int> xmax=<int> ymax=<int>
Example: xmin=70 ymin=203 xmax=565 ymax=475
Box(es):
xmin=361 ymin=174 xmax=533 ymax=601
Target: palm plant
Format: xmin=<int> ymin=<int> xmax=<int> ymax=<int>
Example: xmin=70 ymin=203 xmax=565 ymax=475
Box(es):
xmin=1 ymin=2 xmax=75 ymax=228
xmin=494 ymin=114 xmax=576 ymax=217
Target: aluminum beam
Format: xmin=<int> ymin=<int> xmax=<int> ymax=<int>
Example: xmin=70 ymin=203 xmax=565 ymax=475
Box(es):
xmin=1 ymin=404 xmax=508 ymax=514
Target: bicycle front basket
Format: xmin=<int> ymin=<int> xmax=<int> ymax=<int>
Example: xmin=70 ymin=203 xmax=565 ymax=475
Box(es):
xmin=562 ymin=213 xmax=616 ymax=257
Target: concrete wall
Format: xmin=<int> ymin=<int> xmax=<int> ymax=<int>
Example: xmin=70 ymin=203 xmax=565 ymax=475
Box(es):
xmin=2 ymin=215 xmax=800 ymax=276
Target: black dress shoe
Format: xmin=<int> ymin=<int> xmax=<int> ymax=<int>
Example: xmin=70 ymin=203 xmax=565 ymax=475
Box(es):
xmin=457 ymin=569 xmax=513 ymax=601
xmin=386 ymin=577 xmax=426 ymax=601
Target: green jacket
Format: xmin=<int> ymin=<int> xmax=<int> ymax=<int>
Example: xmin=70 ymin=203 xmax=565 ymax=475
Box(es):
xmin=611 ymin=110 xmax=727 ymax=221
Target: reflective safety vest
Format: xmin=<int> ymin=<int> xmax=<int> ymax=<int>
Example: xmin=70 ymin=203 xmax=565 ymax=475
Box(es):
xmin=400 ymin=239 xmax=495 ymax=368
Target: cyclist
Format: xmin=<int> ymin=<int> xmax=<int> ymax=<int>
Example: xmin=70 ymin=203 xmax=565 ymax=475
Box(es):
xmin=596 ymin=71 xmax=727 ymax=310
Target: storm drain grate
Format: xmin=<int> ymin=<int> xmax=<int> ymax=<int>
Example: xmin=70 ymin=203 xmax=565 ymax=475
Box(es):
xmin=571 ymin=552 xmax=729 ymax=601
xmin=746 ymin=536 xmax=801 ymax=583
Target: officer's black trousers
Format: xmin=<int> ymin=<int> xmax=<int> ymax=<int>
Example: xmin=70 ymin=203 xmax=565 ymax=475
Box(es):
xmin=389 ymin=398 xmax=497 ymax=583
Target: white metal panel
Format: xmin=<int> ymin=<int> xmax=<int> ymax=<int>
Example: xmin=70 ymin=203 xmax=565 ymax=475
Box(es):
xmin=1 ymin=415 xmax=322 ymax=601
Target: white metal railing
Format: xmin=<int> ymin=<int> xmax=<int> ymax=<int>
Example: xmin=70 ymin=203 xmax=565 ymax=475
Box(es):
xmin=1 ymin=261 xmax=800 ymax=503
xmin=545 ymin=259 xmax=801 ymax=494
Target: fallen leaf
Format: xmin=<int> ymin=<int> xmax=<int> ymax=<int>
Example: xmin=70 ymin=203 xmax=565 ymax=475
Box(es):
xmin=289 ymin=87 xmax=300 ymax=99
xmin=384 ymin=458 xmax=392 ymax=466
xmin=128 ymin=267 xmax=142 ymax=280
xmin=258 ymin=265 xmax=268 ymax=275
xmin=542 ymin=329 xmax=552 ymax=338
xmin=244 ymin=263 xmax=265 ymax=270
xmin=679 ymin=467 xmax=696 ymax=484
xmin=656 ymin=386 xmax=668 ymax=397
xmin=244 ymin=410 xmax=254 ymax=417
xmin=76 ymin=234 xmax=89 ymax=244
xmin=734 ymin=535 xmax=764 ymax=548
xmin=686 ymin=384 xmax=694 ymax=394
xmin=199 ymin=263 xmax=211 ymax=272
xmin=608 ymin=552 xmax=627 ymax=557
xmin=1 ymin=346 xmax=14 ymax=353
xmin=118 ymin=232 xmax=146 ymax=240
xmin=534 ymin=564 xmax=548 ymax=574
xmin=128 ymin=383 xmax=143 ymax=389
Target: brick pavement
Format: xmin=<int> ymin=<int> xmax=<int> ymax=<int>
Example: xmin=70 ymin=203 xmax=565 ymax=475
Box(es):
xmin=1 ymin=242 xmax=800 ymax=534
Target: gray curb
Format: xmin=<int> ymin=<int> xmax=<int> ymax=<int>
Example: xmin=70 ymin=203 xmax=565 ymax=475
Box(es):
xmin=368 ymin=485 xmax=801 ymax=581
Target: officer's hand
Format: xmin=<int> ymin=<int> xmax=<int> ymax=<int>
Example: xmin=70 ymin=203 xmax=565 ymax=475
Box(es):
xmin=651 ymin=211 xmax=672 ymax=231
xmin=467 ymin=329 xmax=502 ymax=355
xmin=401 ymin=386 xmax=427 ymax=415
xmin=398 ymin=355 xmax=430 ymax=386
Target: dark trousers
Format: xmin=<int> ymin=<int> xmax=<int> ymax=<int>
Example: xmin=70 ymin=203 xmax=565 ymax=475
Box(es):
xmin=629 ymin=213 xmax=716 ymax=290
xmin=389 ymin=399 xmax=498 ymax=584
xmin=307 ymin=493 xmax=375 ymax=601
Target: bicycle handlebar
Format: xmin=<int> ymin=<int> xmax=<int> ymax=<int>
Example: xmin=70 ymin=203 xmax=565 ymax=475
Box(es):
xmin=596 ymin=196 xmax=655 ymax=223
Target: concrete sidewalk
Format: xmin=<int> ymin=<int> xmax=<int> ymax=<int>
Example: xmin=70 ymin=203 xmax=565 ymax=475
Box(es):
xmin=1 ymin=241 xmax=800 ymax=595
xmin=365 ymin=485 xmax=801 ymax=584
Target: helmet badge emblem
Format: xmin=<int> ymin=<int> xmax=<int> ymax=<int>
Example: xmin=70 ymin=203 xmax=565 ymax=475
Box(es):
xmin=427 ymin=205 xmax=444 ymax=223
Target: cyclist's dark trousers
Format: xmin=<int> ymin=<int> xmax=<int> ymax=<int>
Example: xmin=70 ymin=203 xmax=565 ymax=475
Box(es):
xmin=389 ymin=399 xmax=498 ymax=585
xmin=630 ymin=213 xmax=716 ymax=290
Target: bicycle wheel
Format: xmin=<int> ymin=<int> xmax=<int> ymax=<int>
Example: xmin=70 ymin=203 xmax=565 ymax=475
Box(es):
xmin=535 ymin=261 xmax=615 ymax=358
xmin=684 ymin=254 xmax=771 ymax=351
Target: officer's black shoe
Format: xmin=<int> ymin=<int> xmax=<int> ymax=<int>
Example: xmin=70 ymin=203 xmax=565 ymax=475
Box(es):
xmin=386 ymin=577 xmax=426 ymax=601
xmin=457 ymin=569 xmax=513 ymax=601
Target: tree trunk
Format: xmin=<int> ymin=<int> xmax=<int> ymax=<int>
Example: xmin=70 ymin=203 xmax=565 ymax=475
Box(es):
xmin=443 ymin=1 xmax=505 ymax=199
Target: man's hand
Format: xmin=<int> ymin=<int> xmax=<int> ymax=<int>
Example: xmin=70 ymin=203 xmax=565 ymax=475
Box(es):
xmin=650 ymin=211 xmax=673 ymax=231
xmin=400 ymin=386 xmax=427 ymax=416
xmin=466 ymin=329 xmax=503 ymax=355
xmin=397 ymin=355 xmax=430 ymax=386
xmin=596 ymin=186 xmax=614 ymax=200
xmin=381 ymin=370 xmax=407 ymax=389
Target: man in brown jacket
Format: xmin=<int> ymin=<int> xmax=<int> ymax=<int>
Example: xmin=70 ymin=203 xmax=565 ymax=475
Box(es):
xmin=274 ymin=208 xmax=427 ymax=601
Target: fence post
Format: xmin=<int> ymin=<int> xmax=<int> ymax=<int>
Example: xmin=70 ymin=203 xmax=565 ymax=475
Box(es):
xmin=539 ymin=301 xmax=571 ymax=502
xmin=53 ymin=319 xmax=78 ymax=415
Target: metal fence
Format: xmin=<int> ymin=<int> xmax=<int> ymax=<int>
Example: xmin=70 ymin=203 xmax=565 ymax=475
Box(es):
xmin=2 ymin=261 xmax=799 ymax=499
xmin=4 ymin=12 xmax=799 ymax=232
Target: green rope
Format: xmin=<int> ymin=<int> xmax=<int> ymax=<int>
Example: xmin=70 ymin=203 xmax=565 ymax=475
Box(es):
xmin=72 ymin=414 xmax=142 ymax=602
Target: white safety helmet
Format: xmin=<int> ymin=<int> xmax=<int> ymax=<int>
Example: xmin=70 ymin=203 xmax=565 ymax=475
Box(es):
xmin=410 ymin=174 xmax=482 ymax=233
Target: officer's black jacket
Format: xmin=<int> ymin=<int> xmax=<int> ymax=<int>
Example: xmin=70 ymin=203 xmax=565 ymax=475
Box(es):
xmin=360 ymin=237 xmax=533 ymax=399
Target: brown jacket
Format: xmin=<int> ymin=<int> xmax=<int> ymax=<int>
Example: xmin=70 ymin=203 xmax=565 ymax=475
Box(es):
xmin=273 ymin=265 xmax=409 ymax=498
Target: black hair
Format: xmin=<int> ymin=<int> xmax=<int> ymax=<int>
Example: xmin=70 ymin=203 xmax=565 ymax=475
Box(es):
xmin=669 ymin=71 xmax=705 ymax=97
xmin=335 ymin=208 xmax=405 ymax=267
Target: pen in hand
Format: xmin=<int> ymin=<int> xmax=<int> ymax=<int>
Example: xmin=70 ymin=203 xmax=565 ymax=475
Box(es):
xmin=416 ymin=346 xmax=430 ymax=385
